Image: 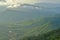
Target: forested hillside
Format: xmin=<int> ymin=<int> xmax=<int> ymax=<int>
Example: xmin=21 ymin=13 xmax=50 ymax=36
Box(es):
xmin=20 ymin=28 xmax=60 ymax=40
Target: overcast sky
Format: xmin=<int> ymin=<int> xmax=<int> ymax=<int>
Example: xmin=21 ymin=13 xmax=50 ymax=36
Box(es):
xmin=0 ymin=0 xmax=60 ymax=8
xmin=0 ymin=0 xmax=60 ymax=3
xmin=40 ymin=0 xmax=60 ymax=3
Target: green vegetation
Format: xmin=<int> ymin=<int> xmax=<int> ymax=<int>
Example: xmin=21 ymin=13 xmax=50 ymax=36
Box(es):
xmin=20 ymin=28 xmax=60 ymax=40
xmin=19 ymin=16 xmax=60 ymax=40
xmin=0 ymin=16 xmax=60 ymax=40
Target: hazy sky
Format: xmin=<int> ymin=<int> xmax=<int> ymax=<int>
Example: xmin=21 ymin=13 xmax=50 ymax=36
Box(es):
xmin=0 ymin=0 xmax=40 ymax=7
xmin=40 ymin=0 xmax=60 ymax=3
xmin=0 ymin=0 xmax=60 ymax=5
xmin=0 ymin=0 xmax=60 ymax=8
xmin=0 ymin=0 xmax=60 ymax=3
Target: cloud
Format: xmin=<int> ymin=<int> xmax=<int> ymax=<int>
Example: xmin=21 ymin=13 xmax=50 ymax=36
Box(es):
xmin=0 ymin=1 xmax=7 ymax=5
xmin=0 ymin=0 xmax=40 ymax=8
xmin=0 ymin=0 xmax=60 ymax=3
xmin=0 ymin=0 xmax=60 ymax=8
xmin=0 ymin=0 xmax=39 ymax=4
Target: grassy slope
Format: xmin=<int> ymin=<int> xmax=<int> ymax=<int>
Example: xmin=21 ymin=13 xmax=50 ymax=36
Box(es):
xmin=19 ymin=16 xmax=60 ymax=40
xmin=20 ymin=28 xmax=60 ymax=40
xmin=0 ymin=16 xmax=60 ymax=40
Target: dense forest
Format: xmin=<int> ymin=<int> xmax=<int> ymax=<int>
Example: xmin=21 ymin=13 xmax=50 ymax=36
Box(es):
xmin=20 ymin=28 xmax=60 ymax=40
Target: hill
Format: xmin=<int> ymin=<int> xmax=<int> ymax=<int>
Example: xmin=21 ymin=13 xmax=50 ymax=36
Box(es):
xmin=20 ymin=28 xmax=60 ymax=40
xmin=0 ymin=3 xmax=60 ymax=40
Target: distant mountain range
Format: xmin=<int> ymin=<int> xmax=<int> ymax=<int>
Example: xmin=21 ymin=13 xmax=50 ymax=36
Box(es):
xmin=1 ymin=3 xmax=60 ymax=23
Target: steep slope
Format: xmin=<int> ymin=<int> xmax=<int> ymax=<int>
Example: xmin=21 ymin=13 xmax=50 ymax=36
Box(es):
xmin=20 ymin=28 xmax=60 ymax=40
xmin=0 ymin=14 xmax=60 ymax=40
